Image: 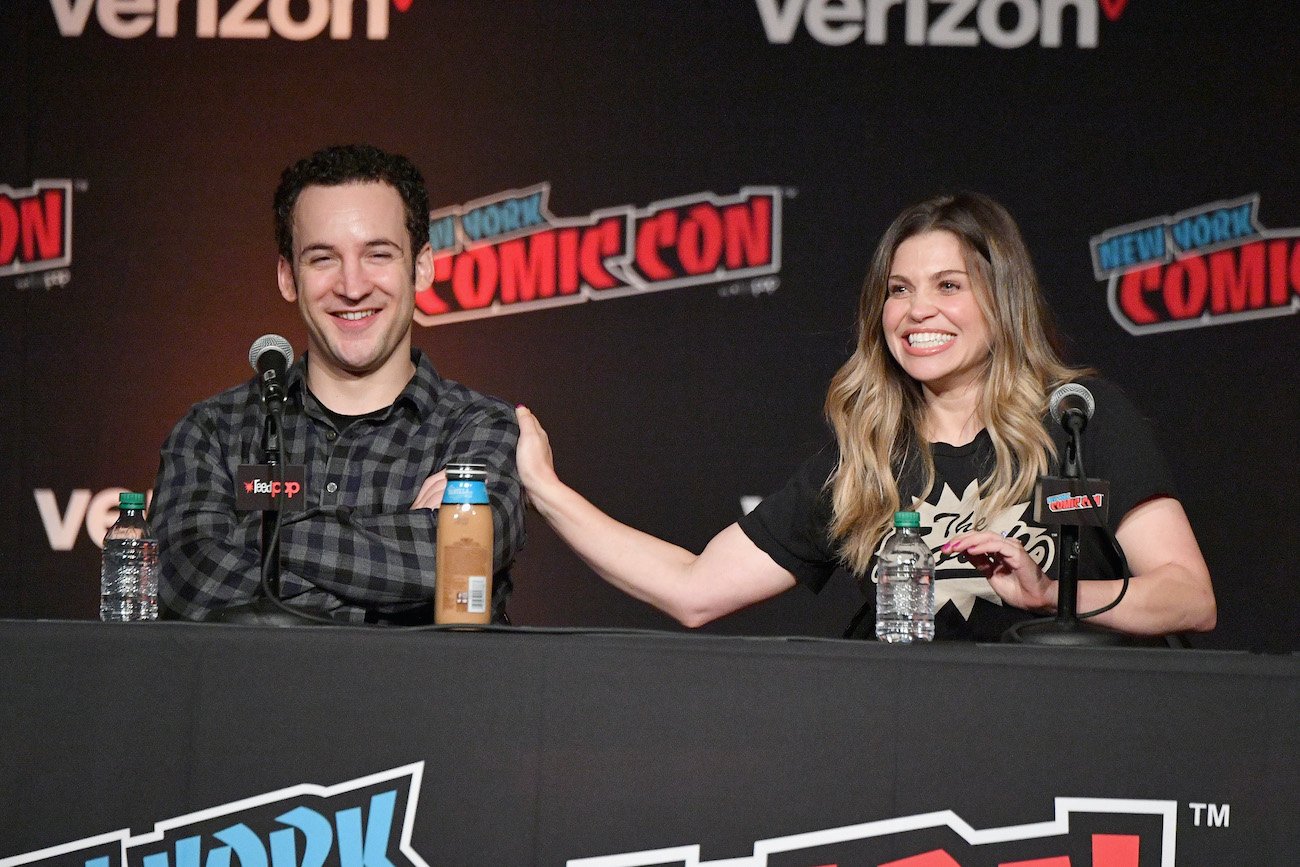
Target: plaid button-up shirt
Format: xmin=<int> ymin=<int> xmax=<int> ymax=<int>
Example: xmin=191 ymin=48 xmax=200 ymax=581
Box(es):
xmin=152 ymin=349 xmax=525 ymax=623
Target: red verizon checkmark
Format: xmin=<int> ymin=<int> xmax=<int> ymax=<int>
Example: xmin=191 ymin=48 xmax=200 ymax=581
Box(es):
xmin=1099 ymin=0 xmax=1129 ymax=21
xmin=393 ymin=0 xmax=413 ymax=12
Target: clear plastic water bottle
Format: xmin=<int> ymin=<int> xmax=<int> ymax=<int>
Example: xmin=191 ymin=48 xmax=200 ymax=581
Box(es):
xmin=875 ymin=511 xmax=935 ymax=643
xmin=100 ymin=492 xmax=159 ymax=622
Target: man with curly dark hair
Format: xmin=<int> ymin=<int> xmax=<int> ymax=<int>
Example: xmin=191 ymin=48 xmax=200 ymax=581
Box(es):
xmin=152 ymin=145 xmax=525 ymax=625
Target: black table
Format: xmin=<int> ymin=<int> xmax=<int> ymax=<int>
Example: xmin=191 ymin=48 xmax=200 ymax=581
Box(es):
xmin=1 ymin=621 xmax=1295 ymax=865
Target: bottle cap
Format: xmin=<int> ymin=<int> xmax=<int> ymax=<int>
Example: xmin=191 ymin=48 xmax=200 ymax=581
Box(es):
xmin=119 ymin=492 xmax=146 ymax=508
xmin=893 ymin=510 xmax=920 ymax=528
xmin=445 ymin=462 xmax=487 ymax=481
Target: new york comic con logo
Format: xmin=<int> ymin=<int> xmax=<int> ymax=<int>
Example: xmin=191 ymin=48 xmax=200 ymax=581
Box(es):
xmin=48 ymin=0 xmax=413 ymax=40
xmin=412 ymin=184 xmax=782 ymax=326
xmin=569 ymin=798 xmax=1177 ymax=866
xmin=1 ymin=180 xmax=73 ymax=287
xmin=1089 ymin=195 xmax=1300 ymax=335
xmin=0 ymin=765 xmax=428 ymax=867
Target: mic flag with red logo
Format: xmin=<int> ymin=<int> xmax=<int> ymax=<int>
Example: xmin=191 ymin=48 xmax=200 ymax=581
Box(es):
xmin=235 ymin=465 xmax=307 ymax=512
xmin=1033 ymin=477 xmax=1111 ymax=527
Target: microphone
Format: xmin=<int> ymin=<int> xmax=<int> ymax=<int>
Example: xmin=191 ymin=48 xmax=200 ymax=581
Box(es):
xmin=1011 ymin=380 xmax=1135 ymax=646
xmin=1049 ymin=382 xmax=1094 ymax=434
xmin=249 ymin=334 xmax=294 ymax=410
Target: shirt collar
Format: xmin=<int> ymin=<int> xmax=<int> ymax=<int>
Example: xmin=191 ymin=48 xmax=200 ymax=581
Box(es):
xmin=401 ymin=348 xmax=443 ymax=417
xmin=284 ymin=348 xmax=443 ymax=418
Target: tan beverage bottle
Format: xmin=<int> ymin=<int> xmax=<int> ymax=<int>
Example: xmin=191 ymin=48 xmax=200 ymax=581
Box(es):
xmin=435 ymin=462 xmax=493 ymax=624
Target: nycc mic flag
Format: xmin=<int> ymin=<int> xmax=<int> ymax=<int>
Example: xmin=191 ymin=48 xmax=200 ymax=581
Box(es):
xmin=1038 ymin=384 xmax=1108 ymax=525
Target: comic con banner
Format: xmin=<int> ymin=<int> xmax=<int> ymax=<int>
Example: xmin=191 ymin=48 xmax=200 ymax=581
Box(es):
xmin=0 ymin=1 xmax=1296 ymax=649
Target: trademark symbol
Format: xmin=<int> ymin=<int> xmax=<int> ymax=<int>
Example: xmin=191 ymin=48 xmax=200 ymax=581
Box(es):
xmin=784 ymin=187 xmax=798 ymax=199
xmin=75 ymin=179 xmax=89 ymax=192
xmin=1188 ymin=802 xmax=1230 ymax=828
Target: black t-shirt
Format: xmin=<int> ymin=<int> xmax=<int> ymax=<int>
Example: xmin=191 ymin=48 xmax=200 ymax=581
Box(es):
xmin=737 ymin=378 xmax=1177 ymax=641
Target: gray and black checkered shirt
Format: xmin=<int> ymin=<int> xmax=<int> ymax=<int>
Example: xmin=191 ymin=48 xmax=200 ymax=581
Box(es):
xmin=152 ymin=349 xmax=525 ymax=623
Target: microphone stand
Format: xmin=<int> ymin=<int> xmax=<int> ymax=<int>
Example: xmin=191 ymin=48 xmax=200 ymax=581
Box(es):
xmin=261 ymin=414 xmax=282 ymax=597
xmin=212 ymin=403 xmax=318 ymax=626
xmin=1003 ymin=417 xmax=1132 ymax=647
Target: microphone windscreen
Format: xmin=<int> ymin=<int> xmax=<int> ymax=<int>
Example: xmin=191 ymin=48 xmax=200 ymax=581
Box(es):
xmin=1049 ymin=382 xmax=1095 ymax=424
xmin=248 ymin=334 xmax=294 ymax=372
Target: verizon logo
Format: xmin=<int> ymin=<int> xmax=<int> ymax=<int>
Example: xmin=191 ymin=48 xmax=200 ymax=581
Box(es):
xmin=756 ymin=0 xmax=1117 ymax=49
xmin=48 ymin=0 xmax=402 ymax=41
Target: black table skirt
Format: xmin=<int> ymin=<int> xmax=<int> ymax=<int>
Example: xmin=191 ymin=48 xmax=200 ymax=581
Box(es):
xmin=1 ymin=620 xmax=1295 ymax=865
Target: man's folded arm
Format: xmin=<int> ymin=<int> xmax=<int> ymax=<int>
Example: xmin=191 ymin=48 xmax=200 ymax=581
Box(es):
xmin=153 ymin=409 xmax=265 ymax=620
xmin=277 ymin=402 xmax=526 ymax=607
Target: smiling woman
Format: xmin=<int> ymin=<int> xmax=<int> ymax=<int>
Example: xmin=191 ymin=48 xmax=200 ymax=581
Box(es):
xmin=881 ymin=230 xmax=992 ymax=399
xmin=824 ymin=192 xmax=1076 ymax=581
xmin=515 ymin=192 xmax=1216 ymax=642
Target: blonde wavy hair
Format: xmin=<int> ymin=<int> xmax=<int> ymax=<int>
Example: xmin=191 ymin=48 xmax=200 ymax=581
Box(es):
xmin=825 ymin=192 xmax=1086 ymax=574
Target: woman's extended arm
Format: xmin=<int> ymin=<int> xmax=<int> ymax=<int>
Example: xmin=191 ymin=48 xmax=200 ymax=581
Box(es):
xmin=515 ymin=406 xmax=796 ymax=626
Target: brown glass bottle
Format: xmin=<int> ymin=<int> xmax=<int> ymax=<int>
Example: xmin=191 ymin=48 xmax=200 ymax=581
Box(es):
xmin=435 ymin=463 xmax=493 ymax=624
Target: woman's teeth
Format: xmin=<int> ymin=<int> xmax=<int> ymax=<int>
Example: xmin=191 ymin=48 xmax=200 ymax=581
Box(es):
xmin=907 ymin=331 xmax=954 ymax=348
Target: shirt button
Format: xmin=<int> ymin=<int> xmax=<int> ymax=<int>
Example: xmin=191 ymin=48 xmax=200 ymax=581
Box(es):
xmin=326 ymin=482 xmax=338 ymax=493
xmin=326 ymin=430 xmax=338 ymax=441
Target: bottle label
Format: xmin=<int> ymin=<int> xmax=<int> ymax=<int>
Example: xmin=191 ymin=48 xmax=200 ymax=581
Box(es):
xmin=467 ymin=576 xmax=488 ymax=614
xmin=442 ymin=479 xmax=489 ymax=505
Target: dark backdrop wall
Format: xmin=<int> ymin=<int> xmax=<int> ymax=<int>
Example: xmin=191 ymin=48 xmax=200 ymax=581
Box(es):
xmin=2 ymin=0 xmax=1296 ymax=649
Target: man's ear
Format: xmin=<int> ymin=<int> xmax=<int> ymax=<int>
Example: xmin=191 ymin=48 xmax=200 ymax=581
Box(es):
xmin=413 ymin=242 xmax=433 ymax=292
xmin=277 ymin=256 xmax=298 ymax=302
